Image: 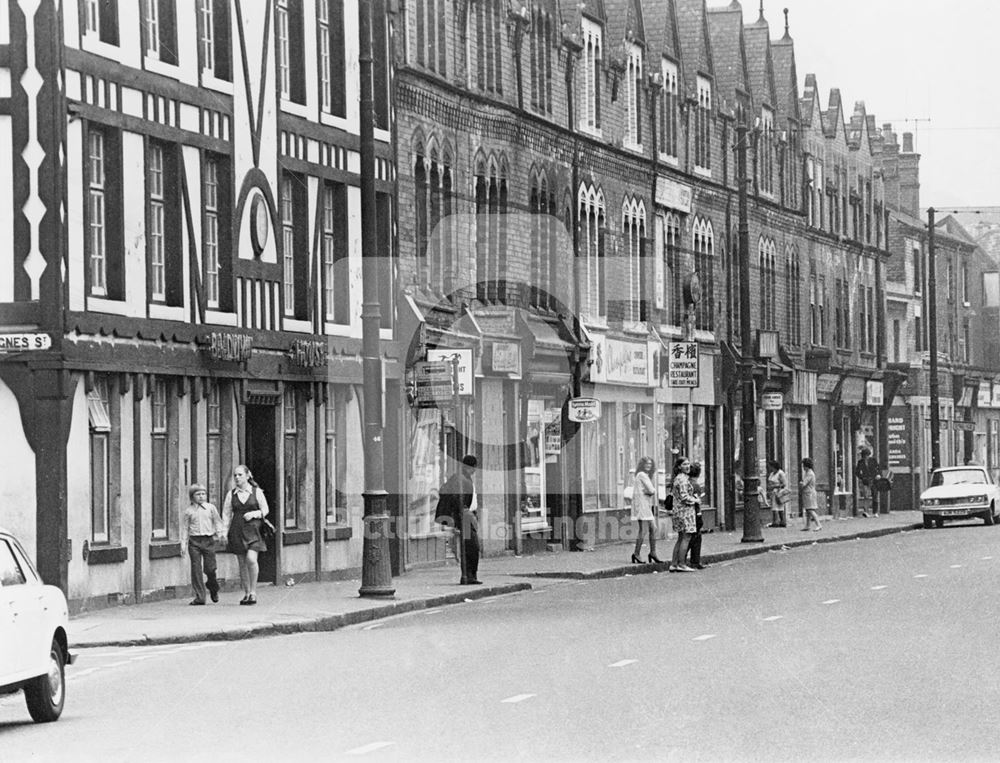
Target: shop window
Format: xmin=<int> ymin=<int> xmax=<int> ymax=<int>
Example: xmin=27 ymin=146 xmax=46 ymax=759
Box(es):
xmin=325 ymin=388 xmax=348 ymax=525
xmin=88 ymin=378 xmax=112 ymax=543
xmin=691 ymin=406 xmax=715 ymax=508
xmin=206 ymin=381 xmax=222 ymax=507
xmin=283 ymin=387 xmax=302 ymax=528
xmin=522 ymin=399 xmax=562 ymax=526
xmin=151 ymin=378 xmax=170 ymax=538
xmin=408 ymin=408 xmax=445 ymax=536
xmin=582 ymin=406 xmax=617 ymax=511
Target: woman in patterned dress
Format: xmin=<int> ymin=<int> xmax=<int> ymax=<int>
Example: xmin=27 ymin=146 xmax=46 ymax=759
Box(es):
xmin=669 ymin=457 xmax=698 ymax=572
xmin=222 ymin=464 xmax=271 ymax=605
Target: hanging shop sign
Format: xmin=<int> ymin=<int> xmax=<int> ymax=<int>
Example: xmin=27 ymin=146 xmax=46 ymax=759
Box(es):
xmin=488 ymin=341 xmax=521 ymax=375
xmin=865 ymin=380 xmax=884 ymax=407
xmin=426 ymin=348 xmax=474 ymax=396
xmin=667 ymin=341 xmax=699 ymax=388
xmin=761 ymin=392 xmax=784 ymax=411
xmin=605 ymin=338 xmax=650 ymax=385
xmin=206 ymin=332 xmax=252 ymax=362
xmin=567 ymin=397 xmax=601 ymax=422
xmin=288 ymin=339 xmax=327 ymax=368
xmin=413 ymin=360 xmax=454 ymax=407
xmin=0 ymin=332 xmax=51 ymax=352
xmin=886 ymin=408 xmax=911 ymax=468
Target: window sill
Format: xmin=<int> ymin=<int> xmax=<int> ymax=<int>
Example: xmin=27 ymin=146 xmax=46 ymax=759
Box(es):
xmin=693 ymin=166 xmax=712 ymax=179
xmin=84 ymin=543 xmax=128 ymax=565
xmin=148 ymin=541 xmax=182 ymax=560
xmin=282 ymin=528 xmax=313 ymax=546
xmin=324 ymin=525 xmax=353 ymax=542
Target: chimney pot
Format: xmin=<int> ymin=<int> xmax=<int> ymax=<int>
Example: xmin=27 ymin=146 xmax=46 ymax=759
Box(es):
xmin=902 ymin=132 xmax=914 ymax=152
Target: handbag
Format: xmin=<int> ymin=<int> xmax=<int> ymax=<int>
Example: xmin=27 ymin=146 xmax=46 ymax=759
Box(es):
xmin=777 ymin=486 xmax=792 ymax=502
xmin=259 ymin=517 xmax=276 ymax=542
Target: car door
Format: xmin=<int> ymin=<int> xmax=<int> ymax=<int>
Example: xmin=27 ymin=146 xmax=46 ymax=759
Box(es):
xmin=0 ymin=536 xmax=36 ymax=684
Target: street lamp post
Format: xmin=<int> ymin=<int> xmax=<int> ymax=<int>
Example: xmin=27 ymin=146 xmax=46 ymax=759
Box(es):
xmin=358 ymin=0 xmax=394 ymax=598
xmin=736 ymin=123 xmax=763 ymax=543
xmin=927 ymin=207 xmax=941 ymax=471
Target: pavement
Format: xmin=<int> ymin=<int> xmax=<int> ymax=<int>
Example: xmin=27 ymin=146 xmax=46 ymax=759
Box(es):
xmin=69 ymin=510 xmax=923 ymax=648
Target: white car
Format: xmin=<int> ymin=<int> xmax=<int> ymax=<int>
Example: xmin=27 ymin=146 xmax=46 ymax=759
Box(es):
xmin=919 ymin=466 xmax=1000 ymax=529
xmin=0 ymin=528 xmax=75 ymax=722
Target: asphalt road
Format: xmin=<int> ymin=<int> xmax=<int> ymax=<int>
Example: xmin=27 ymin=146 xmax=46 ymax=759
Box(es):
xmin=3 ymin=522 xmax=999 ymax=762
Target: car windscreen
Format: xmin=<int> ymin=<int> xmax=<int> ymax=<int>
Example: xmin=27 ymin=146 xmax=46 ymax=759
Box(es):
xmin=930 ymin=469 xmax=987 ymax=487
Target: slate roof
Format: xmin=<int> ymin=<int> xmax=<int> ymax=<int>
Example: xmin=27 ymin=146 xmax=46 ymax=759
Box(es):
xmin=604 ymin=0 xmax=645 ymax=51
xmin=675 ymin=0 xmax=715 ymax=96
xmin=799 ymin=73 xmax=821 ymax=130
xmin=824 ymin=88 xmax=843 ymax=139
xmin=559 ymin=0 xmax=603 ymax=28
xmin=742 ymin=7 xmax=776 ymax=111
xmin=645 ymin=0 xmax=682 ymax=63
xmin=706 ymin=2 xmax=749 ymax=117
xmin=769 ymin=8 xmax=800 ymax=124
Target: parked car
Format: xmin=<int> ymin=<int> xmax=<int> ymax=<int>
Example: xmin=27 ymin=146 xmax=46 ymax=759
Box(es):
xmin=919 ymin=466 xmax=1000 ymax=529
xmin=0 ymin=528 xmax=74 ymax=722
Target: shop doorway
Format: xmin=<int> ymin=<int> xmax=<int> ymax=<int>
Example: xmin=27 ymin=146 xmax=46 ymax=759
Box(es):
xmin=245 ymin=404 xmax=277 ymax=585
xmin=788 ymin=419 xmax=804 ymax=518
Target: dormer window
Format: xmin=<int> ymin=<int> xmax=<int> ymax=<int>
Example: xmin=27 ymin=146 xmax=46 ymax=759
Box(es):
xmin=658 ymin=59 xmax=679 ymax=161
xmin=694 ymin=76 xmax=712 ymax=174
xmin=624 ymin=43 xmax=643 ymax=150
xmin=580 ymin=18 xmax=602 ymax=134
xmin=760 ymin=107 xmax=774 ymax=196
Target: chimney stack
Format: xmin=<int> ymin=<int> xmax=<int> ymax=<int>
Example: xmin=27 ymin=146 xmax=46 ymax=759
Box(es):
xmin=902 ymin=132 xmax=914 ymax=153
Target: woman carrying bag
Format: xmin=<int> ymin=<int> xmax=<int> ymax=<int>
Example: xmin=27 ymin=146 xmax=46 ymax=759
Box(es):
xmin=766 ymin=459 xmax=790 ymax=528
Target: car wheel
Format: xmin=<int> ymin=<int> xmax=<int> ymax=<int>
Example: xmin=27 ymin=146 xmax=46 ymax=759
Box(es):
xmin=922 ymin=514 xmax=933 ymax=529
xmin=987 ymin=503 xmax=997 ymax=526
xmin=934 ymin=517 xmax=945 ymax=529
xmin=24 ymin=639 xmax=65 ymax=723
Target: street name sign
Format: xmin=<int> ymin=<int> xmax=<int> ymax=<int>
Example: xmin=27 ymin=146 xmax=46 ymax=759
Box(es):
xmin=0 ymin=332 xmax=51 ymax=352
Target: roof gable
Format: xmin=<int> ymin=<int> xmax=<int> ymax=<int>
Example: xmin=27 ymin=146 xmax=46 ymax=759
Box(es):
xmin=706 ymin=2 xmax=750 ymax=118
xmin=770 ymin=8 xmax=800 ymax=124
xmin=675 ymin=0 xmax=715 ymax=97
xmin=645 ymin=0 xmax=682 ymax=63
xmin=743 ymin=9 xmax=777 ymax=112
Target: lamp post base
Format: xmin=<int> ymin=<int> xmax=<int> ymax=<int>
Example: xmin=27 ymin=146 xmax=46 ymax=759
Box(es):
xmin=358 ymin=498 xmax=395 ymax=598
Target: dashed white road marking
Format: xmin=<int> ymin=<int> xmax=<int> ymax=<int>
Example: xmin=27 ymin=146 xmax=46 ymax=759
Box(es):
xmin=822 ymin=599 xmax=840 ymax=605
xmin=693 ymin=634 xmax=717 ymax=642
xmin=609 ymin=659 xmax=638 ymax=668
xmin=362 ymin=623 xmax=384 ymax=631
xmin=762 ymin=615 xmax=784 ymax=622
xmin=871 ymin=585 xmax=888 ymax=590
xmin=345 ymin=742 xmax=395 ymax=756
xmin=950 ymin=564 xmax=963 ymax=569
xmin=914 ymin=574 xmax=928 ymax=578
xmin=422 ymin=609 xmax=442 ymax=615
xmin=501 ymin=694 xmax=536 ymax=704
xmin=982 ymin=556 xmax=994 ymax=560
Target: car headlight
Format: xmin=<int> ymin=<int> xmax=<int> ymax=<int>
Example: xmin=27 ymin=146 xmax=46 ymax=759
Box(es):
xmin=921 ymin=498 xmax=939 ymax=506
xmin=970 ymin=495 xmax=988 ymax=504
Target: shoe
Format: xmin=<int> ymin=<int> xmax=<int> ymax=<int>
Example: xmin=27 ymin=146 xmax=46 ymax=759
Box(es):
xmin=668 ymin=565 xmax=679 ymax=572
xmin=691 ymin=563 xmax=707 ymax=570
xmin=459 ymin=578 xmax=483 ymax=585
xmin=676 ymin=565 xmax=696 ymax=572
xmin=801 ymin=528 xmax=811 ymax=531
xmin=189 ymin=599 xmax=206 ymax=606
xmin=245 ymin=595 xmax=257 ymax=605
xmin=648 ymin=554 xmax=664 ymax=564
xmin=631 ymin=554 xmax=643 ymax=564
xmin=861 ymin=512 xmax=870 ymax=518
xmin=813 ymin=527 xmax=822 ymax=532
xmin=239 ymin=595 xmax=250 ymax=605
xmin=210 ymin=590 xmax=219 ymax=603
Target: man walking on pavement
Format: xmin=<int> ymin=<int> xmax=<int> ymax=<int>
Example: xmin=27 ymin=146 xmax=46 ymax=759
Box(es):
xmin=854 ymin=447 xmax=879 ymax=517
xmin=438 ymin=454 xmax=483 ymax=585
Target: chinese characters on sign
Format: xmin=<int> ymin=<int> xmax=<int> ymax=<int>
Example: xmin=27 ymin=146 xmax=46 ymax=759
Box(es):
xmin=667 ymin=341 xmax=699 ymax=387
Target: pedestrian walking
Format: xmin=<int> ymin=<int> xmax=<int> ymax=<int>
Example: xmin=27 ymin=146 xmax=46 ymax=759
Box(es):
xmin=854 ymin=447 xmax=879 ymax=517
xmin=669 ymin=458 xmax=698 ymax=572
xmin=222 ymin=464 xmax=270 ymax=605
xmin=630 ymin=457 xmax=663 ymax=564
xmin=437 ymin=454 xmax=482 ymax=585
xmin=766 ymin=459 xmax=790 ymax=528
xmin=685 ymin=461 xmax=707 ymax=569
xmin=800 ymin=457 xmax=822 ymax=531
xmin=181 ymin=484 xmax=223 ymax=605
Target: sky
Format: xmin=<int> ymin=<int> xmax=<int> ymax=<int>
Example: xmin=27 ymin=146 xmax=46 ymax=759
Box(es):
xmin=727 ymin=0 xmax=1000 ymax=211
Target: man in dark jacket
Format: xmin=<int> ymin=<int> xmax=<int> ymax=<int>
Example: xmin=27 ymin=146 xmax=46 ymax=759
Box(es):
xmin=854 ymin=447 xmax=879 ymax=517
xmin=437 ymin=454 xmax=481 ymax=584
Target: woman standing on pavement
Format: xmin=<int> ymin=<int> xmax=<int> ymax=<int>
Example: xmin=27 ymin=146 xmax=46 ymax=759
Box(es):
xmin=630 ymin=457 xmax=663 ymax=564
xmin=685 ymin=461 xmax=707 ymax=569
xmin=222 ymin=465 xmax=271 ymax=605
xmin=800 ymin=457 xmax=822 ymax=532
xmin=766 ymin=459 xmax=789 ymax=528
xmin=669 ymin=458 xmax=698 ymax=572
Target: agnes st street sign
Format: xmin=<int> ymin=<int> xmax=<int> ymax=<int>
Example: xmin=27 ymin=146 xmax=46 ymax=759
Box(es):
xmin=0 ymin=333 xmax=51 ymax=352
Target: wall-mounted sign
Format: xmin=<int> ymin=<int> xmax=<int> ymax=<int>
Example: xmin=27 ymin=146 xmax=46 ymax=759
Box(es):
xmin=761 ymin=392 xmax=784 ymax=411
xmin=207 ymin=332 xmax=252 ymax=362
xmin=489 ymin=341 xmax=521 ymax=374
xmin=427 ymin=348 xmax=474 ymax=396
xmin=567 ymin=397 xmax=601 ymax=422
xmin=288 ymin=339 xmax=326 ymax=368
xmin=0 ymin=332 xmax=51 ymax=352
xmin=757 ymin=330 xmax=779 ymax=359
xmin=667 ymin=341 xmax=699 ymax=387
xmin=605 ymin=339 xmax=650 ymax=385
xmin=979 ymin=382 xmax=992 ymax=408
xmin=413 ymin=361 xmax=454 ymax=407
xmin=887 ymin=407 xmax=910 ymax=468
xmin=866 ymin=380 xmax=884 ymax=407
xmin=655 ymin=176 xmax=693 ymax=214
